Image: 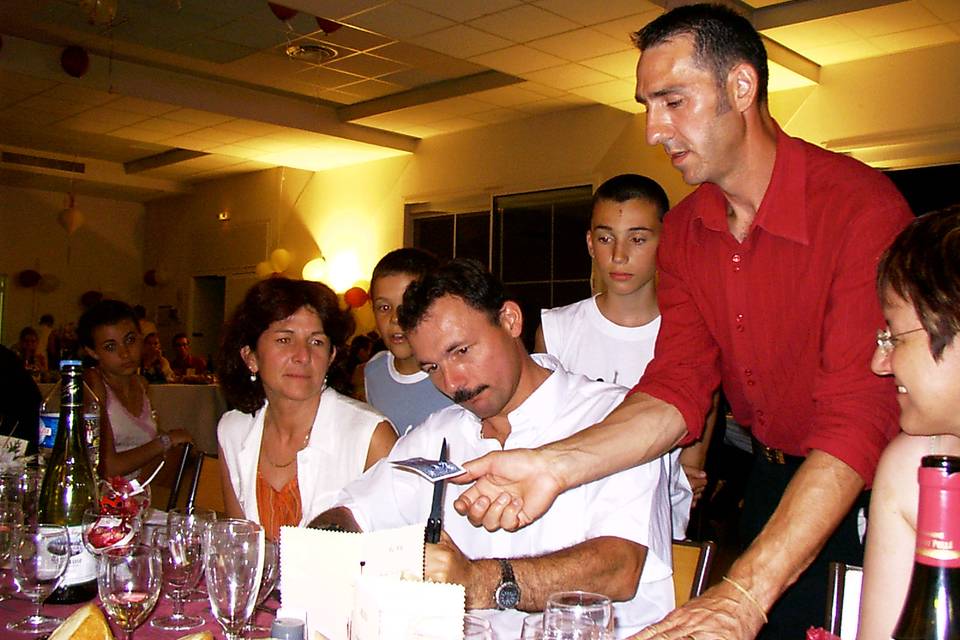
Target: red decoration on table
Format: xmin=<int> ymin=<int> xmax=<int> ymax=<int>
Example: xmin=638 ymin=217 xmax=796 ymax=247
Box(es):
xmin=60 ymin=45 xmax=90 ymax=78
xmin=344 ymin=286 xmax=369 ymax=308
xmin=806 ymin=627 xmax=842 ymax=640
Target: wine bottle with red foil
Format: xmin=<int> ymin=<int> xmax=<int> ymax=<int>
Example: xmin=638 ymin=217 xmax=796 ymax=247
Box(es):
xmin=892 ymin=454 xmax=960 ymax=640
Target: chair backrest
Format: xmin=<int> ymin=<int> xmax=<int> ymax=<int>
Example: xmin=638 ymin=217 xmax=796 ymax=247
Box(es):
xmin=148 ymin=443 xmax=194 ymax=512
xmin=672 ymin=540 xmax=716 ymax=606
xmin=191 ymin=453 xmax=226 ymax=515
xmin=825 ymin=562 xmax=863 ymax=639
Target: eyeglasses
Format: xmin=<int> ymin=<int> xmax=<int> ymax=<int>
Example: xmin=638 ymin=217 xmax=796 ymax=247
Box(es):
xmin=876 ymin=327 xmax=925 ymax=356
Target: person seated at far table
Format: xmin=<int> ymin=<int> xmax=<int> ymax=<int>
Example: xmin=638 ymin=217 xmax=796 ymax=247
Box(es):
xmin=15 ymin=326 xmax=48 ymax=380
xmin=170 ymin=333 xmax=207 ymax=378
xmin=310 ymin=259 xmax=674 ymax=640
xmin=217 ymin=277 xmax=397 ymax=541
xmin=857 ymin=206 xmax=960 ymax=639
xmin=79 ymin=300 xmax=194 ymax=480
xmin=140 ymin=332 xmax=175 ymax=384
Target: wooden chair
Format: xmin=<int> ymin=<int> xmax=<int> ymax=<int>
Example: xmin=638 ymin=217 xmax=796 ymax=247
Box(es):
xmin=825 ymin=562 xmax=863 ymax=639
xmin=149 ymin=443 xmax=195 ymax=511
xmin=672 ymin=540 xmax=716 ymax=606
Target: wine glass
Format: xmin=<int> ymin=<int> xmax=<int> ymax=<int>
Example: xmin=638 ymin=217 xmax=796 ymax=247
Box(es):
xmin=97 ymin=545 xmax=163 ymax=640
xmin=0 ymin=502 xmax=24 ymax=601
xmin=7 ymin=524 xmax=70 ymax=634
xmin=543 ymin=591 xmax=614 ymax=634
xmin=245 ymin=537 xmax=279 ymax=635
xmin=150 ymin=509 xmax=206 ymax=630
xmin=205 ymin=519 xmax=264 ymax=640
xmin=82 ymin=507 xmax=140 ymax=554
xmin=0 ymin=468 xmax=40 ymax=525
xmin=183 ymin=507 xmax=217 ymax=602
xmin=521 ymin=613 xmax=545 ymax=640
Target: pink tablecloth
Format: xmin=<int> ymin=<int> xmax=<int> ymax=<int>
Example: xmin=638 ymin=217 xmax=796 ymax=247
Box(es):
xmin=0 ymin=589 xmax=277 ymax=639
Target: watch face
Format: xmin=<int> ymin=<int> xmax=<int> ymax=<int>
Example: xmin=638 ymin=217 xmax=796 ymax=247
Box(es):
xmin=496 ymin=582 xmax=521 ymax=609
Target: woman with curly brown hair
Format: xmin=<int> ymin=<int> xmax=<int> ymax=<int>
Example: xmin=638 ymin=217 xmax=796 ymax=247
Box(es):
xmin=217 ymin=277 xmax=396 ymax=540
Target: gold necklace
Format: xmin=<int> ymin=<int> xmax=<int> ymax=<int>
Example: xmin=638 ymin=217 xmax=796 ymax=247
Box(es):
xmin=262 ymin=414 xmax=311 ymax=469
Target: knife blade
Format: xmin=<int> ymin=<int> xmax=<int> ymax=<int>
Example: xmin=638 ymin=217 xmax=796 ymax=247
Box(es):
xmin=424 ymin=438 xmax=448 ymax=544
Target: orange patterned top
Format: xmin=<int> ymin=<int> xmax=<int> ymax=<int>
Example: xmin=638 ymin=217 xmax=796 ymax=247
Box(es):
xmin=255 ymin=470 xmax=302 ymax=541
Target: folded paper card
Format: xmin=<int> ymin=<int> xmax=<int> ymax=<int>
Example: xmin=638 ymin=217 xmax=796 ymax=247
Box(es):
xmin=280 ymin=524 xmax=463 ymax=640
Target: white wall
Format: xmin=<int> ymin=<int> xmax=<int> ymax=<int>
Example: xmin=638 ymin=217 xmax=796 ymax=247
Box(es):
xmin=0 ymin=186 xmax=145 ymax=346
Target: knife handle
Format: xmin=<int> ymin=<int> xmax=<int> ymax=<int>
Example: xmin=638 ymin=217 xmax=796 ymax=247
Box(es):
xmin=425 ymin=518 xmax=441 ymax=544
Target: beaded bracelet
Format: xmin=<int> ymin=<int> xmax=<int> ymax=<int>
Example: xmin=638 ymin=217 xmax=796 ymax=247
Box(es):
xmin=722 ymin=576 xmax=768 ymax=623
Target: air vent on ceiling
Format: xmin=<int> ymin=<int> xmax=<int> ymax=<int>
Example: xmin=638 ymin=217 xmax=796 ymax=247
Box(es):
xmin=285 ymin=44 xmax=338 ymax=63
xmin=1 ymin=151 xmax=86 ymax=174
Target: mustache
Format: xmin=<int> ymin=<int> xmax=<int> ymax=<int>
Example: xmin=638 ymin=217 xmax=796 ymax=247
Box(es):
xmin=452 ymin=385 xmax=487 ymax=404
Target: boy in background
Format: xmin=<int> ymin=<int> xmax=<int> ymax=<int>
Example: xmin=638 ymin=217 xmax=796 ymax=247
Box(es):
xmin=365 ymin=248 xmax=453 ymax=436
xmin=535 ymin=173 xmax=714 ymax=539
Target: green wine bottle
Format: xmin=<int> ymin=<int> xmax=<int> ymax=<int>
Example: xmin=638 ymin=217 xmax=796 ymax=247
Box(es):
xmin=38 ymin=360 xmax=99 ymax=604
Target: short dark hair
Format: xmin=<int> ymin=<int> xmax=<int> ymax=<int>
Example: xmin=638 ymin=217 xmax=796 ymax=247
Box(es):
xmin=39 ymin=314 xmax=54 ymax=326
xmin=877 ymin=205 xmax=960 ymax=361
xmin=172 ymin=333 xmax=189 ymax=346
xmin=398 ymin=259 xmax=507 ymax=333
xmin=19 ymin=326 xmax=38 ymax=341
xmin=593 ymin=174 xmax=670 ymax=221
xmin=219 ymin=277 xmax=354 ymax=413
xmin=371 ymin=248 xmax=439 ymax=287
xmin=78 ymin=300 xmax=139 ymax=349
xmin=634 ymin=3 xmax=769 ymax=105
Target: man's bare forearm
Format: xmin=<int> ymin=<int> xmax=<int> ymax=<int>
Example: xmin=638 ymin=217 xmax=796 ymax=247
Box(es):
xmin=543 ymin=392 xmax=687 ymax=492
xmin=460 ymin=537 xmax=646 ymax=610
xmin=726 ymin=450 xmax=864 ymax=613
xmin=307 ymin=506 xmax=363 ymax=532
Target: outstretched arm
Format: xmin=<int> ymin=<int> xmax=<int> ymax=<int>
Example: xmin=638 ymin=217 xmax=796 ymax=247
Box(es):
xmin=426 ymin=531 xmax=646 ymax=610
xmin=453 ymin=391 xmax=686 ymax=531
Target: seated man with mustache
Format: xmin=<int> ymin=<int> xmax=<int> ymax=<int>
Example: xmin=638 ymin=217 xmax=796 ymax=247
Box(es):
xmin=310 ymin=258 xmax=674 ymax=639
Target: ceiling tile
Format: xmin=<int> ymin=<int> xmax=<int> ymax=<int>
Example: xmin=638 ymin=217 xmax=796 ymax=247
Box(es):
xmin=73 ymin=106 xmax=151 ymax=128
xmin=367 ymin=41 xmax=449 ymax=66
xmin=427 ymin=117 xmax=486 ymax=134
xmin=919 ymin=0 xmax=960 ymax=22
xmin=837 ymin=2 xmax=940 ymax=38
xmin=347 ymin=3 xmax=456 ymax=39
xmin=134 ymin=117 xmax=205 ymax=136
xmin=803 ymin=40 xmax=885 ymax=65
xmin=568 ymin=79 xmax=635 ymax=104
xmin=609 ymin=99 xmax=645 ymax=114
xmin=470 ymin=107 xmax=525 ymax=124
xmin=522 ymin=63 xmax=615 ymax=90
xmin=469 ymin=5 xmax=579 ymax=43
xmin=180 ymin=127 xmax=249 ymax=144
xmin=0 ymin=70 xmax=58 ymax=97
xmin=592 ymin=11 xmax=662 ymax=40
xmin=17 ymin=95 xmax=94 ymax=118
xmin=293 ymin=65 xmax=366 ymax=89
xmin=762 ymin=20 xmax=861 ymax=50
xmin=580 ymin=49 xmax=638 ymax=79
xmin=207 ymin=19 xmax=287 ymax=51
xmin=58 ymin=117 xmax=125 ymax=134
xmin=109 ymin=126 xmax=180 ymax=144
xmin=870 ymin=24 xmax=959 ymax=53
xmin=411 ymin=24 xmax=513 ymax=57
xmin=534 ymin=0 xmax=659 ymax=26
xmin=162 ymin=109 xmax=236 ymax=127
xmin=528 ymin=28 xmax=631 ymax=61
xmin=315 ymin=87 xmax=362 ymax=104
xmin=326 ymin=53 xmax=410 ymax=77
xmin=39 ymin=84 xmax=117 ymax=107
xmin=337 ymin=79 xmax=404 ymax=100
xmin=470 ymin=84 xmax=553 ymax=107
xmin=401 ymin=0 xmax=520 ymax=22
xmin=315 ymin=24 xmax=393 ymax=51
xmin=0 ymin=107 xmax=65 ymax=127
xmin=107 ymin=96 xmax=179 ymax=116
xmin=469 ymin=45 xmax=565 ymax=74
xmin=298 ymin=0 xmax=389 ymax=21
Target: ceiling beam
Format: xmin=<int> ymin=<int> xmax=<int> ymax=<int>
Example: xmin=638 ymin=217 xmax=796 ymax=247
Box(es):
xmin=762 ymin=36 xmax=820 ymax=83
xmin=125 ymin=149 xmax=208 ymax=174
xmin=337 ymin=71 xmax=524 ymax=122
xmin=752 ymin=0 xmax=908 ymax=31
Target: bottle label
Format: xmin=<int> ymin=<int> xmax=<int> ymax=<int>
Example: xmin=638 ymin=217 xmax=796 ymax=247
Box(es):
xmin=63 ymin=524 xmax=97 ymax=585
xmin=915 ymin=465 xmax=960 ymax=568
xmin=39 ymin=413 xmax=58 ymax=450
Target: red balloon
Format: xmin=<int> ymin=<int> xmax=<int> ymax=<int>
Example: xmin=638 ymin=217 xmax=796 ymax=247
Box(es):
xmin=267 ymin=2 xmax=297 ymax=21
xmin=344 ymin=286 xmax=369 ymax=308
xmin=61 ymin=45 xmax=90 ymax=78
xmin=80 ymin=290 xmax=103 ymax=308
xmin=316 ymin=17 xmax=342 ymax=34
xmin=143 ymin=269 xmax=158 ymax=286
xmin=17 ymin=269 xmax=41 ymax=288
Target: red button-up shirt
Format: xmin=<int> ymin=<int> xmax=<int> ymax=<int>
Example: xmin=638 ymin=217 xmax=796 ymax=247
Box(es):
xmin=634 ymin=127 xmax=912 ymax=484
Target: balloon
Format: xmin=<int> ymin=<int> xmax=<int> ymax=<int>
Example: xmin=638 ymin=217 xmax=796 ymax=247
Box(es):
xmin=302 ymin=257 xmax=327 ymax=282
xmin=153 ymin=268 xmax=170 ymax=286
xmin=144 ymin=269 xmax=158 ymax=286
xmin=316 ymin=17 xmax=342 ymax=34
xmin=58 ymin=205 xmax=84 ymax=235
xmin=270 ymin=248 xmax=291 ymax=273
xmin=37 ymin=274 xmax=60 ymax=293
xmin=60 ymin=46 xmax=89 ymax=78
xmin=344 ymin=286 xmax=369 ymax=308
xmin=17 ymin=270 xmax=41 ymax=288
xmin=255 ymin=261 xmax=275 ymax=279
xmin=80 ymin=290 xmax=103 ymax=308
xmin=267 ymin=2 xmax=297 ymax=21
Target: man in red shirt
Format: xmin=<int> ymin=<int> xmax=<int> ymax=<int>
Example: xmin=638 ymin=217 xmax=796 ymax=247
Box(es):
xmin=452 ymin=4 xmax=912 ymax=639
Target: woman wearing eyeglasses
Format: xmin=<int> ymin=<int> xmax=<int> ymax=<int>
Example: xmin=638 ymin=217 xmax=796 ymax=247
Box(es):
xmin=857 ymin=206 xmax=960 ymax=639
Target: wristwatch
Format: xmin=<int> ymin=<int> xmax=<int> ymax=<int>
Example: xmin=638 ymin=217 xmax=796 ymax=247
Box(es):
xmin=494 ymin=558 xmax=521 ymax=610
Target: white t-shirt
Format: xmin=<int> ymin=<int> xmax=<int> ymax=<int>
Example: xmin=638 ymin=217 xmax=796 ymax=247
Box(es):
xmin=541 ymin=295 xmax=693 ymax=539
xmin=336 ymin=355 xmax=674 ymax=640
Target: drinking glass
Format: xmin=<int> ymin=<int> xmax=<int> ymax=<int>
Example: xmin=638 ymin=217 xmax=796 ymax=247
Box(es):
xmin=0 ymin=468 xmax=40 ymax=525
xmin=184 ymin=507 xmax=217 ymax=602
xmin=541 ymin=616 xmax=606 ymax=640
xmin=205 ymin=519 xmax=264 ymax=640
xmin=521 ymin=613 xmax=545 ymax=640
xmin=410 ymin=614 xmax=493 ymax=640
xmin=98 ymin=545 xmax=163 ymax=640
xmin=0 ymin=502 xmax=24 ymax=601
xmin=7 ymin=524 xmax=70 ymax=634
xmin=544 ymin=591 xmax=614 ymax=634
xmin=150 ymin=509 xmax=206 ymax=630
xmin=244 ymin=537 xmax=279 ymax=635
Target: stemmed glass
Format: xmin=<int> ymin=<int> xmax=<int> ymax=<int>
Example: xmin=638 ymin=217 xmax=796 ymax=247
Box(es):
xmin=97 ymin=545 xmax=163 ymax=640
xmin=0 ymin=502 xmax=24 ymax=600
xmin=82 ymin=507 xmax=141 ymax=554
xmin=543 ymin=591 xmax=614 ymax=634
xmin=244 ymin=537 xmax=279 ymax=636
xmin=205 ymin=519 xmax=264 ymax=640
xmin=7 ymin=524 xmax=70 ymax=634
xmin=183 ymin=508 xmax=217 ymax=602
xmin=150 ymin=509 xmax=206 ymax=630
